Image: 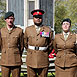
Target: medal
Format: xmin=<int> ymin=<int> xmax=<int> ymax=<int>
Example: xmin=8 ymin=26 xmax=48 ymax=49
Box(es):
xmin=40 ymin=32 xmax=49 ymax=37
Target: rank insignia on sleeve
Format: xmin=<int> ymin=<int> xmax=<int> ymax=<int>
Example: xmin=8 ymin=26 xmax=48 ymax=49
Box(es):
xmin=40 ymin=32 xmax=49 ymax=37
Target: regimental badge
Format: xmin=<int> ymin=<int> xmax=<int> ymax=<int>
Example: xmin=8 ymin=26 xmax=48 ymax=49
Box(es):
xmin=40 ymin=32 xmax=50 ymax=37
xmin=37 ymin=11 xmax=39 ymax=14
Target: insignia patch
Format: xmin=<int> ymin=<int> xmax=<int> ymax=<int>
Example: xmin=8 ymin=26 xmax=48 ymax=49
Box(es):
xmin=37 ymin=11 xmax=39 ymax=14
xmin=40 ymin=32 xmax=49 ymax=37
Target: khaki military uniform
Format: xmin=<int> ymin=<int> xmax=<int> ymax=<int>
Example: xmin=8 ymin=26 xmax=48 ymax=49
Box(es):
xmin=0 ymin=29 xmax=1 ymax=51
xmin=0 ymin=26 xmax=24 ymax=77
xmin=24 ymin=25 xmax=53 ymax=76
xmin=54 ymin=33 xmax=77 ymax=77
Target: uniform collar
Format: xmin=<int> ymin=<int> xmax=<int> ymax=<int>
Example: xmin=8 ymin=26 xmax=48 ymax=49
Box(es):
xmin=35 ymin=25 xmax=42 ymax=28
xmin=60 ymin=32 xmax=72 ymax=41
xmin=63 ymin=31 xmax=70 ymax=36
xmin=7 ymin=25 xmax=14 ymax=31
xmin=5 ymin=25 xmax=16 ymax=34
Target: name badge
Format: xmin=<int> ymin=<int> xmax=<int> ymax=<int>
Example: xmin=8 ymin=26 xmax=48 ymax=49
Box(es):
xmin=40 ymin=32 xmax=50 ymax=37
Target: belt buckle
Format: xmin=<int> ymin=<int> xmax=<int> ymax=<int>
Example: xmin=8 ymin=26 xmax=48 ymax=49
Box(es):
xmin=35 ymin=47 xmax=39 ymax=50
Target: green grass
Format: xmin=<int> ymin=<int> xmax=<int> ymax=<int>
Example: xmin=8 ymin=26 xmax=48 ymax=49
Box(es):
xmin=0 ymin=72 xmax=55 ymax=77
xmin=48 ymin=72 xmax=55 ymax=77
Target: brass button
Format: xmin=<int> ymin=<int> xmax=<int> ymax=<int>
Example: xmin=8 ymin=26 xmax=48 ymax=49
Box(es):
xmin=36 ymin=39 xmax=38 ymax=40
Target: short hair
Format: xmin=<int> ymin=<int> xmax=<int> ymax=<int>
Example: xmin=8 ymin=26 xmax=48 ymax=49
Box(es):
xmin=61 ymin=18 xmax=71 ymax=26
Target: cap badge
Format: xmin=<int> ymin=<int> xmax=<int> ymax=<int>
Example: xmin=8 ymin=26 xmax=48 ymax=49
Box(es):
xmin=37 ymin=11 xmax=39 ymax=14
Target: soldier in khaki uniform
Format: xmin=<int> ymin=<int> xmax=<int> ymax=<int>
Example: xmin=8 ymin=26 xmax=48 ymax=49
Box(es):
xmin=0 ymin=11 xmax=24 ymax=77
xmin=0 ymin=29 xmax=1 ymax=51
xmin=24 ymin=9 xmax=53 ymax=77
xmin=54 ymin=18 xmax=77 ymax=77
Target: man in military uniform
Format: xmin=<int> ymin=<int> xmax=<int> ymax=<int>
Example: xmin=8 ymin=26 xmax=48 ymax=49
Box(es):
xmin=0 ymin=11 xmax=24 ymax=77
xmin=24 ymin=9 xmax=53 ymax=77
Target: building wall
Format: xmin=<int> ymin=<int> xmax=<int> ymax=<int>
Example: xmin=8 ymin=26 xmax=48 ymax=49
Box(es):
xmin=39 ymin=0 xmax=54 ymax=28
xmin=7 ymin=0 xmax=24 ymax=26
xmin=6 ymin=0 xmax=54 ymax=29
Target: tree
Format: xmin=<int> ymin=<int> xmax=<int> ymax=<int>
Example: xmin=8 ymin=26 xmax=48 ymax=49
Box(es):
xmin=0 ymin=0 xmax=6 ymax=28
xmin=71 ymin=23 xmax=77 ymax=33
xmin=55 ymin=0 xmax=77 ymax=34
xmin=55 ymin=0 xmax=67 ymax=34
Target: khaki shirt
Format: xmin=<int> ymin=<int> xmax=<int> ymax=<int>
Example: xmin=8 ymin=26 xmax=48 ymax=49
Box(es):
xmin=24 ymin=25 xmax=53 ymax=68
xmin=0 ymin=26 xmax=24 ymax=66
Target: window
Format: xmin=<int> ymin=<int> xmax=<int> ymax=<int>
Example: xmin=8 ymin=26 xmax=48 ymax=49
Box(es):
xmin=28 ymin=1 xmax=35 ymax=19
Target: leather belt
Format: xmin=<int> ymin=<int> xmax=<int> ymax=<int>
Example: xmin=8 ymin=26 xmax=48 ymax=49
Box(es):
xmin=28 ymin=45 xmax=48 ymax=51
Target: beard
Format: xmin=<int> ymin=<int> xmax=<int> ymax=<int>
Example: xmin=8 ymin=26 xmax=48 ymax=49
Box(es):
xmin=34 ymin=22 xmax=42 ymax=26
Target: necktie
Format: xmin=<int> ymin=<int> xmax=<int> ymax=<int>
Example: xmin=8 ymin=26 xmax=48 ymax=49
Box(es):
xmin=36 ymin=27 xmax=40 ymax=33
xmin=64 ymin=33 xmax=68 ymax=40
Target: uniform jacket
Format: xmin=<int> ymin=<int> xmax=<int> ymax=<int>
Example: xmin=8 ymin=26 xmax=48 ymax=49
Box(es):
xmin=54 ymin=32 xmax=77 ymax=67
xmin=0 ymin=29 xmax=1 ymax=50
xmin=24 ymin=25 xmax=53 ymax=68
xmin=0 ymin=26 xmax=24 ymax=66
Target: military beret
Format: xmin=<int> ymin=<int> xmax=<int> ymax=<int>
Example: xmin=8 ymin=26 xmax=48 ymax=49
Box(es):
xmin=31 ymin=9 xmax=44 ymax=17
xmin=61 ymin=18 xmax=71 ymax=25
xmin=5 ymin=11 xmax=14 ymax=19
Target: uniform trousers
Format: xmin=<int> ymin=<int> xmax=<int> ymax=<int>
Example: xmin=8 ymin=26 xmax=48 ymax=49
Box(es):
xmin=27 ymin=66 xmax=48 ymax=77
xmin=55 ymin=65 xmax=77 ymax=77
xmin=1 ymin=66 xmax=21 ymax=77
